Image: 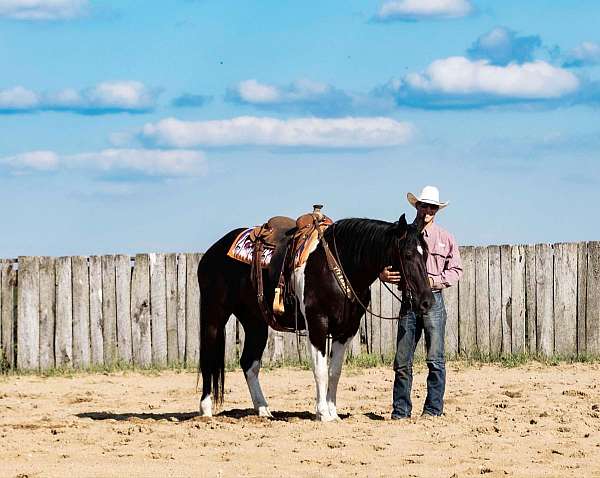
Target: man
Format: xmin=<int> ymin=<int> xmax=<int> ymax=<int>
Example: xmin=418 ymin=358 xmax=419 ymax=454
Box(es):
xmin=380 ymin=185 xmax=462 ymax=419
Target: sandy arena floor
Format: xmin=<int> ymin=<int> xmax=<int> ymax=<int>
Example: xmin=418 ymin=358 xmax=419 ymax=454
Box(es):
xmin=1 ymin=362 xmax=600 ymax=477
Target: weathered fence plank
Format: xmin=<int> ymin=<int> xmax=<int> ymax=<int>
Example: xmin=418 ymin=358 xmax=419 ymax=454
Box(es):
xmin=348 ymin=315 xmax=362 ymax=358
xmin=89 ymin=256 xmax=104 ymax=366
xmin=553 ymin=243 xmax=577 ymax=356
xmin=72 ymin=256 xmax=91 ymax=368
xmin=150 ymin=253 xmax=167 ymax=367
xmin=536 ymin=244 xmax=554 ymax=356
xmin=500 ymin=245 xmax=512 ymax=355
xmin=131 ymin=254 xmax=151 ymax=367
xmin=525 ymin=245 xmax=537 ymax=354
xmin=115 ymin=254 xmax=132 ymax=363
xmin=458 ymin=246 xmax=476 ymax=355
xmin=368 ymin=280 xmax=382 ymax=357
xmin=101 ymin=255 xmax=117 ymax=365
xmin=185 ymin=253 xmax=201 ymax=366
xmin=577 ymin=243 xmax=587 ymax=355
xmin=17 ymin=256 xmax=40 ymax=370
xmin=176 ymin=253 xmax=187 ymax=362
xmin=474 ymin=246 xmax=490 ymax=355
xmin=1 ymin=262 xmax=16 ymax=368
xmin=380 ymin=281 xmax=396 ymax=358
xmin=443 ymin=285 xmax=459 ymax=357
xmin=282 ymin=325 xmax=298 ymax=363
xmin=225 ymin=315 xmax=237 ymax=365
xmin=511 ymin=245 xmax=526 ymax=354
xmin=165 ymin=253 xmax=178 ymax=364
xmin=586 ymin=241 xmax=600 ymax=355
xmin=38 ymin=257 xmax=55 ymax=371
xmin=55 ymin=257 xmax=73 ymax=367
xmin=488 ymin=246 xmax=502 ymax=355
xmin=0 ymin=262 xmax=2 ymax=363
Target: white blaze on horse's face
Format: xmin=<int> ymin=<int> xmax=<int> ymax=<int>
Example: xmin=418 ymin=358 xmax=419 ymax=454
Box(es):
xmin=417 ymin=245 xmax=423 ymax=256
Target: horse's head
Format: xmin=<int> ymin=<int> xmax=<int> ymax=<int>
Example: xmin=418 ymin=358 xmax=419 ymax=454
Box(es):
xmin=390 ymin=214 xmax=435 ymax=314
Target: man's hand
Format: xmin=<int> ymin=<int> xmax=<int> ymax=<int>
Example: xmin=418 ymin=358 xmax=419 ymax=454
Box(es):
xmin=379 ymin=266 xmax=401 ymax=283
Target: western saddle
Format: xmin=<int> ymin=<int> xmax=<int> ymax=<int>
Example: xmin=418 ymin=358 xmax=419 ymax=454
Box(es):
xmin=248 ymin=205 xmax=350 ymax=332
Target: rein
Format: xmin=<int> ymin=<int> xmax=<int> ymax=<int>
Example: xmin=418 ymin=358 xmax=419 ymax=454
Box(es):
xmin=328 ymin=223 xmax=412 ymax=320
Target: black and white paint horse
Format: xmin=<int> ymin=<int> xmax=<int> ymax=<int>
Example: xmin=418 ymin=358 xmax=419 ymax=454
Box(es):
xmin=197 ymin=214 xmax=433 ymax=421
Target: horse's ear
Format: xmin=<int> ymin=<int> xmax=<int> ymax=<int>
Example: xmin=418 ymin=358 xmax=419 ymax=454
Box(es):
xmin=397 ymin=214 xmax=408 ymax=232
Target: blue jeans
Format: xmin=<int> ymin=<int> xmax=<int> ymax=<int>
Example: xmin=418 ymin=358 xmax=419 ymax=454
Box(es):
xmin=392 ymin=290 xmax=446 ymax=418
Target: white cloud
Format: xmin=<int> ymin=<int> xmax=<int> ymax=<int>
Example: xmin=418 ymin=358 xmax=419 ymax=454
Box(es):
xmin=0 ymin=149 xmax=207 ymax=176
xmin=1 ymin=150 xmax=59 ymax=171
xmin=0 ymin=86 xmax=40 ymax=110
xmin=376 ymin=0 xmax=472 ymax=21
xmin=0 ymin=0 xmax=88 ymax=20
xmin=237 ymin=80 xmax=281 ymax=103
xmin=564 ymin=42 xmax=600 ymax=67
xmin=404 ymin=56 xmax=579 ymax=98
xmin=235 ymin=79 xmax=333 ymax=104
xmin=0 ymin=81 xmax=158 ymax=113
xmin=83 ymin=81 xmax=156 ymax=110
xmin=229 ymin=79 xmax=358 ymax=116
xmin=141 ymin=116 xmax=415 ymax=149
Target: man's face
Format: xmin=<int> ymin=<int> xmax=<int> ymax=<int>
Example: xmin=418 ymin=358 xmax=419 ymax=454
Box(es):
xmin=416 ymin=202 xmax=439 ymax=225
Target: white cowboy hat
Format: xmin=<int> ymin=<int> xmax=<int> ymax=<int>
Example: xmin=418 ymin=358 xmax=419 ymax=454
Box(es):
xmin=407 ymin=185 xmax=449 ymax=209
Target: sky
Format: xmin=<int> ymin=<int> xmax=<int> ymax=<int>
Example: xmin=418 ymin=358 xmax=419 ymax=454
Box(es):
xmin=1 ymin=0 xmax=599 ymax=257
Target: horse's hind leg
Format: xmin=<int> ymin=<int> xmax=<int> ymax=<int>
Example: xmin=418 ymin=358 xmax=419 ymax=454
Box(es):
xmin=326 ymin=338 xmax=351 ymax=421
xmin=237 ymin=312 xmax=272 ymax=417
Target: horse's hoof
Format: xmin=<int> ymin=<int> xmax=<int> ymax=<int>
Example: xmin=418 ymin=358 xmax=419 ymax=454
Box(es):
xmin=315 ymin=412 xmax=336 ymax=422
xmin=257 ymin=406 xmax=273 ymax=418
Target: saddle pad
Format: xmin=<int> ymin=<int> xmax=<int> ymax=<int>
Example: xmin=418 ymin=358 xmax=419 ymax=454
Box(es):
xmin=227 ymin=228 xmax=274 ymax=268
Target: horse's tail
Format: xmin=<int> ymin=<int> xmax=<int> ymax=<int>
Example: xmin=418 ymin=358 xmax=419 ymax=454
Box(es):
xmin=200 ymin=319 xmax=226 ymax=407
xmin=198 ymin=261 xmax=227 ymax=409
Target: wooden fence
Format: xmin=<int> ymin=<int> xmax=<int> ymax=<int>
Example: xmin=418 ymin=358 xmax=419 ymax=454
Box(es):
xmin=0 ymin=241 xmax=599 ymax=371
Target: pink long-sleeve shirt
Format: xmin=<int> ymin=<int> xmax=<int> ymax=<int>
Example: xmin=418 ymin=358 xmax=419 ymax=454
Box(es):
xmin=422 ymin=222 xmax=462 ymax=289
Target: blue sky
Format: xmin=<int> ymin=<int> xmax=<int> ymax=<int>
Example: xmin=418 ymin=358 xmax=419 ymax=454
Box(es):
xmin=1 ymin=0 xmax=599 ymax=257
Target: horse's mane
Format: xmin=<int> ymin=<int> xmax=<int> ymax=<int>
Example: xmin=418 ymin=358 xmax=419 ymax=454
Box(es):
xmin=323 ymin=218 xmax=398 ymax=275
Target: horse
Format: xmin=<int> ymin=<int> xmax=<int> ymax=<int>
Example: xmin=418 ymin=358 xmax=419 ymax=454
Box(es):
xmin=197 ymin=213 xmax=433 ymax=421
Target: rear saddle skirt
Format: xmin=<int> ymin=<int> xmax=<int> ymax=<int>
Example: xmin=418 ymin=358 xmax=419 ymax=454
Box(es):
xmin=226 ymin=211 xmax=333 ymax=331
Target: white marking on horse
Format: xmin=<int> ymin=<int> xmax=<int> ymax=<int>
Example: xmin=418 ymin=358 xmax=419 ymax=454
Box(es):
xmin=293 ymin=240 xmax=335 ymax=422
xmin=200 ymin=394 xmax=212 ymax=417
xmin=245 ymin=359 xmax=272 ymax=417
xmin=327 ymin=338 xmax=351 ymax=420
xmin=417 ymin=245 xmax=423 ymax=256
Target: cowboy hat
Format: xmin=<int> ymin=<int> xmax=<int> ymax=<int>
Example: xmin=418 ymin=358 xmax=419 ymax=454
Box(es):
xmin=407 ymin=185 xmax=449 ymax=209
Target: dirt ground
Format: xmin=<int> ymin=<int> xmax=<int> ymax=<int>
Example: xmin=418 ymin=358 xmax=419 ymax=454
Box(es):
xmin=1 ymin=362 xmax=600 ymax=478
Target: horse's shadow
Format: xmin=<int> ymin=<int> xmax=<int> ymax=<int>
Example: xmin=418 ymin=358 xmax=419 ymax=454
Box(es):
xmin=76 ymin=409 xmax=353 ymax=422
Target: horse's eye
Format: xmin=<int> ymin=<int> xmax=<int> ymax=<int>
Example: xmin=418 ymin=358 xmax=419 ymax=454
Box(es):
xmin=417 ymin=245 xmax=423 ymax=256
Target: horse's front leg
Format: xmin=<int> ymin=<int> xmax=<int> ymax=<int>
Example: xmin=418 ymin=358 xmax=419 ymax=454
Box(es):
xmin=326 ymin=338 xmax=351 ymax=421
xmin=307 ymin=331 xmax=334 ymax=422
